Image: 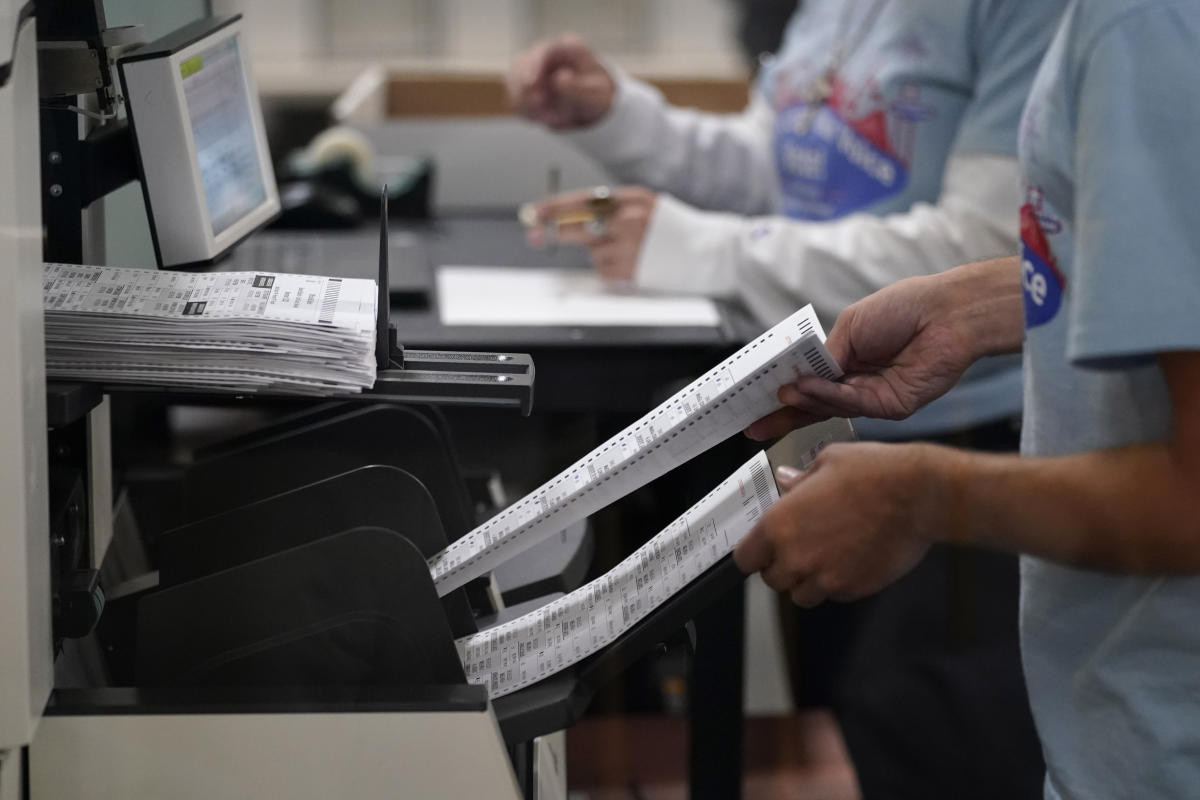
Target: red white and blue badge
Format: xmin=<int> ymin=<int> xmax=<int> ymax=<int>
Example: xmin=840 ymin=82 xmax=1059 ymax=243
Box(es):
xmin=1020 ymin=201 xmax=1065 ymax=328
xmin=773 ymin=78 xmax=922 ymax=221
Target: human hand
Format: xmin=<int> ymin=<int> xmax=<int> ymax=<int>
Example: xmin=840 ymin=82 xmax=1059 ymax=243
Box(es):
xmin=733 ymin=442 xmax=954 ymax=607
xmin=507 ymin=34 xmax=616 ymax=130
xmin=526 ymin=186 xmax=658 ymax=282
xmin=746 ymin=273 xmax=983 ymax=440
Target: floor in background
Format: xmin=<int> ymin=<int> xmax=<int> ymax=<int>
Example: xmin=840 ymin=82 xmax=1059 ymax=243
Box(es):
xmin=567 ymin=711 xmax=860 ymax=800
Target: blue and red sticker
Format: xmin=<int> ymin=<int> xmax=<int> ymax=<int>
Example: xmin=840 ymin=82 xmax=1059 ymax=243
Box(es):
xmin=773 ymin=77 xmax=922 ymax=221
xmin=1020 ymin=202 xmax=1065 ymax=328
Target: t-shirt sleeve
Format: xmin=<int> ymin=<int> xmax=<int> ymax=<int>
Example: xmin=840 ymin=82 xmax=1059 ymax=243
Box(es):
xmin=1068 ymin=5 xmax=1200 ymax=367
xmin=953 ymin=0 xmax=1068 ymax=157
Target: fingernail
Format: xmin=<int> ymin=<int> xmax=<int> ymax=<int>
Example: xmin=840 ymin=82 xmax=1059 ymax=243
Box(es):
xmin=779 ymin=385 xmax=800 ymax=405
xmin=775 ymin=465 xmax=802 ymax=483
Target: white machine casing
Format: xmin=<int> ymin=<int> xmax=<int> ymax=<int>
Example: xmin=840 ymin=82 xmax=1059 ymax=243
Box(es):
xmin=0 ymin=2 xmax=53 ymax=756
xmin=30 ymin=709 xmax=522 ymax=799
xmin=118 ymin=16 xmax=279 ymax=267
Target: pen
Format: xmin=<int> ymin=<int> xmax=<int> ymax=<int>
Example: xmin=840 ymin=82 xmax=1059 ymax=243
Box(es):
xmin=546 ymin=164 xmax=560 ymax=254
xmin=518 ymin=186 xmax=619 ymax=232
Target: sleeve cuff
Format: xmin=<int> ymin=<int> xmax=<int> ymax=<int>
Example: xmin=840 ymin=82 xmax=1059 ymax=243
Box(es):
xmin=1069 ymin=318 xmax=1200 ymax=371
xmin=562 ymin=67 xmax=666 ymax=165
xmin=634 ymin=193 xmax=743 ymax=298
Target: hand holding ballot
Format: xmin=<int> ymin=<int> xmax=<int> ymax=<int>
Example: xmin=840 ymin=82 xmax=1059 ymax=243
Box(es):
xmin=746 ymin=260 xmax=1026 ymax=442
xmin=734 ymin=440 xmax=944 ymax=609
xmin=738 ymin=259 xmax=1029 ymax=606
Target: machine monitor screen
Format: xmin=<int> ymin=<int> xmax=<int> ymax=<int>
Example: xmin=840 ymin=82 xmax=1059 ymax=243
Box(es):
xmin=181 ymin=36 xmax=266 ymax=237
xmin=118 ymin=15 xmax=279 ymax=267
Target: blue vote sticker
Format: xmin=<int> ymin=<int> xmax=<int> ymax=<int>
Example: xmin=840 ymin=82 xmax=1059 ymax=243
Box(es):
xmin=1020 ymin=202 xmax=1065 ymax=329
xmin=773 ymin=104 xmax=908 ymax=221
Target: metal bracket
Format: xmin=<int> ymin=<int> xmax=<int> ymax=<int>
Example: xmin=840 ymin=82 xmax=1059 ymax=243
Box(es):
xmin=37 ymin=40 xmax=105 ymax=98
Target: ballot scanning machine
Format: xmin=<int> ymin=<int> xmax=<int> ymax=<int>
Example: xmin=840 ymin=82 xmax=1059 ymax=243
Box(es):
xmin=1 ymin=5 xmax=770 ymax=799
xmin=11 ymin=5 xmax=539 ymax=798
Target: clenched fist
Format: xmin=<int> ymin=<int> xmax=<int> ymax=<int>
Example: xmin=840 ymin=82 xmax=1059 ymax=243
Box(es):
xmin=507 ymin=34 xmax=616 ymax=130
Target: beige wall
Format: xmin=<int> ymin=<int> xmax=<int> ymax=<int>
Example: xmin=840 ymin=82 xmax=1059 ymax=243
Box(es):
xmin=213 ymin=0 xmax=747 ymax=97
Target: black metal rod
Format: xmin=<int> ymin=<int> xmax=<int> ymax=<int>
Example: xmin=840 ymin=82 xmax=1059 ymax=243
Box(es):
xmin=376 ymin=187 xmax=390 ymax=371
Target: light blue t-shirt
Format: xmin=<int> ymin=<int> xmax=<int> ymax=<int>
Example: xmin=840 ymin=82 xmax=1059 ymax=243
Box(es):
xmin=760 ymin=0 xmax=1068 ymax=437
xmin=1018 ymin=1 xmax=1200 ymax=797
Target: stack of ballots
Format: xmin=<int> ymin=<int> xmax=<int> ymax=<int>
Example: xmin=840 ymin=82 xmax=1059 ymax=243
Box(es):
xmin=43 ymin=263 xmax=378 ymax=395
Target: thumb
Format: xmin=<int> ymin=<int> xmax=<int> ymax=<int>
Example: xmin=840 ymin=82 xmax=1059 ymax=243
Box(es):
xmin=774 ymin=464 xmax=805 ymax=490
xmin=743 ymin=406 xmax=823 ymax=442
xmin=733 ymin=524 xmax=772 ymax=574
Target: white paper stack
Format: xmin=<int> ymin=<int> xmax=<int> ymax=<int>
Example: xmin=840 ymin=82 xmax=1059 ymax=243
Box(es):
xmin=43 ymin=263 xmax=378 ymax=395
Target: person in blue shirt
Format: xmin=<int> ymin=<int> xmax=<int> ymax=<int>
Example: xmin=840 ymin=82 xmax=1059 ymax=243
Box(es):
xmin=740 ymin=1 xmax=1200 ymax=796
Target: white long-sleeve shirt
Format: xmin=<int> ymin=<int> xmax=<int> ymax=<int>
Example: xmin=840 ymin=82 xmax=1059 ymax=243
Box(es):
xmin=562 ymin=0 xmax=1068 ymax=437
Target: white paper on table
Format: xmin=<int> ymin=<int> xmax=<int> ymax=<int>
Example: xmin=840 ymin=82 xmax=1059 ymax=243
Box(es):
xmin=436 ymin=266 xmax=722 ymax=327
xmin=428 ymin=304 xmax=842 ymax=596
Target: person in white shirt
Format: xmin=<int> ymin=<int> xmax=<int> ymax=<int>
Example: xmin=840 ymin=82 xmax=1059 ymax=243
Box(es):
xmin=509 ymin=0 xmax=1067 ymax=441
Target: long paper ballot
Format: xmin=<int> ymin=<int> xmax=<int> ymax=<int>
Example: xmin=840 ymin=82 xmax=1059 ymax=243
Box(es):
xmin=457 ymin=419 xmax=856 ymax=699
xmin=429 ymin=305 xmax=841 ymax=596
